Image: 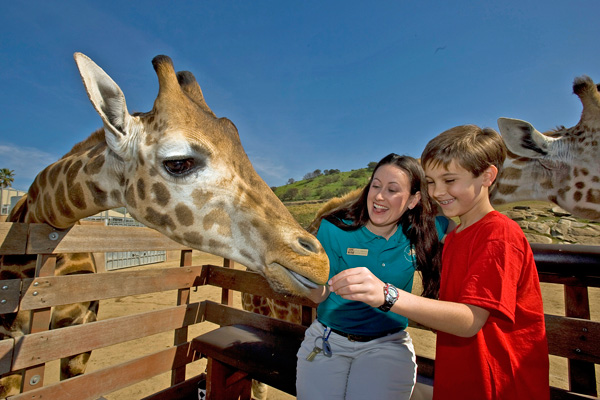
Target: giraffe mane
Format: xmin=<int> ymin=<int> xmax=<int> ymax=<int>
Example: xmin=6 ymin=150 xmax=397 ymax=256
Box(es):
xmin=60 ymin=128 xmax=106 ymax=159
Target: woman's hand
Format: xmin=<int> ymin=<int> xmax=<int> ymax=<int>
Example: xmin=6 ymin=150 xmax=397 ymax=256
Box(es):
xmin=328 ymin=267 xmax=385 ymax=308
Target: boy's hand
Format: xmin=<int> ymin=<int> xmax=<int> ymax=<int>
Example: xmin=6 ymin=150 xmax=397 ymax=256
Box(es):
xmin=328 ymin=267 xmax=385 ymax=308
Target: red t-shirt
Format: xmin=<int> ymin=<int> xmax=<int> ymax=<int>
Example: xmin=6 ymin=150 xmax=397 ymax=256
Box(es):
xmin=433 ymin=211 xmax=549 ymax=400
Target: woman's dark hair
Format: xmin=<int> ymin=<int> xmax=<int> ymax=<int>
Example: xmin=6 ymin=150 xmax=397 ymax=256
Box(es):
xmin=323 ymin=153 xmax=442 ymax=298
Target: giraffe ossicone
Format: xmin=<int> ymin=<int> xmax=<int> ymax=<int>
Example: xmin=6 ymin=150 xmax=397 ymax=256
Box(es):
xmin=0 ymin=52 xmax=329 ymax=397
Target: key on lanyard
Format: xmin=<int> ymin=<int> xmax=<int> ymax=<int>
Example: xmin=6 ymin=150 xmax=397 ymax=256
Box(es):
xmin=306 ymin=327 xmax=333 ymax=361
xmin=306 ymin=346 xmax=322 ymax=361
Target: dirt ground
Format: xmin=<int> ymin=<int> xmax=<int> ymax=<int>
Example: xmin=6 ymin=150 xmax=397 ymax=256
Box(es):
xmin=42 ymin=251 xmax=599 ymax=399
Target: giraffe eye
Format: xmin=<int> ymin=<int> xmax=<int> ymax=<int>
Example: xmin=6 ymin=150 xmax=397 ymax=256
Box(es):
xmin=163 ymin=158 xmax=196 ymax=176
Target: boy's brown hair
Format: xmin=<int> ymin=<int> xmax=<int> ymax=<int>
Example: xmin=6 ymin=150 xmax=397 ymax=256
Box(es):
xmin=420 ymin=125 xmax=507 ymax=191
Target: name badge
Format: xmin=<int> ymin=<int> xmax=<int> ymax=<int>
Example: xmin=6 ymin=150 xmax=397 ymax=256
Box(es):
xmin=347 ymin=248 xmax=368 ymax=256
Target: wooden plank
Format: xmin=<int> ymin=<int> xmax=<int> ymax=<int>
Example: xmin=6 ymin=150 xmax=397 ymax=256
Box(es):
xmin=19 ymin=265 xmax=205 ymax=310
xmin=8 ymin=342 xmax=198 ymax=400
xmin=545 ymin=315 xmax=600 ymax=363
xmin=0 ymin=279 xmax=22 ymax=314
xmin=202 ymin=301 xmax=307 ymax=338
xmin=205 ymin=265 xmax=318 ymax=308
xmin=26 ymin=223 xmax=188 ymax=254
xmin=141 ymin=373 xmax=205 ymax=400
xmin=0 ymin=338 xmax=15 ymax=375
xmin=11 ymin=302 xmax=205 ymax=371
xmin=0 ymin=222 xmax=28 ymax=255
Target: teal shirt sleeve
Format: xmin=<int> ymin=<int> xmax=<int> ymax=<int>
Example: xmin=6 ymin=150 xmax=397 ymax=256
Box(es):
xmin=435 ymin=215 xmax=450 ymax=239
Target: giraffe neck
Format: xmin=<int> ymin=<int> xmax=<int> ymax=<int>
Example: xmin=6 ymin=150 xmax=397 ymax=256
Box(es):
xmin=25 ymin=138 xmax=124 ymax=228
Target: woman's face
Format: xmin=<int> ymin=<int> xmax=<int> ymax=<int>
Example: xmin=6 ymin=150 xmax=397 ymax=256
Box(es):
xmin=365 ymin=164 xmax=421 ymax=238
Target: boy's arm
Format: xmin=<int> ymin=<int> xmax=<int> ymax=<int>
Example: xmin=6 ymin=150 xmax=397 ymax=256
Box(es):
xmin=329 ymin=267 xmax=489 ymax=338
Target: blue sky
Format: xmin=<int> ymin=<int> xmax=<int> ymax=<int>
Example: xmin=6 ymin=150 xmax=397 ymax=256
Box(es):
xmin=1 ymin=1 xmax=599 ymax=191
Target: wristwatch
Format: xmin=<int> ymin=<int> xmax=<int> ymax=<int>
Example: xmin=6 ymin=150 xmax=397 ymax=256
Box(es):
xmin=378 ymin=283 xmax=399 ymax=312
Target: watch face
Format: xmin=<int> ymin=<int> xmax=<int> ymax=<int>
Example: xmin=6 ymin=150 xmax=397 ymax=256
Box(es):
xmin=388 ymin=285 xmax=399 ymax=297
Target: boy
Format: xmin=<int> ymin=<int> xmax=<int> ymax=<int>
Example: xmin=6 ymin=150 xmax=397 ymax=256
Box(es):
xmin=329 ymin=125 xmax=549 ymax=399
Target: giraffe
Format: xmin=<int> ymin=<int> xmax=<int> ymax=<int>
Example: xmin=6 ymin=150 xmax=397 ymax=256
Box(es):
xmin=242 ymin=74 xmax=600 ymax=399
xmin=0 ymin=52 xmax=329 ymax=397
xmin=494 ymin=75 xmax=600 ymax=221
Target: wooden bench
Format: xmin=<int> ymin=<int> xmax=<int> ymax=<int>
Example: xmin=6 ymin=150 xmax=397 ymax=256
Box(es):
xmin=189 ymin=243 xmax=600 ymax=400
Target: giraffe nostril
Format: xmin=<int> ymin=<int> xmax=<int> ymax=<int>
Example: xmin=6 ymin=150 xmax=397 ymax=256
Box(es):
xmin=298 ymin=237 xmax=319 ymax=254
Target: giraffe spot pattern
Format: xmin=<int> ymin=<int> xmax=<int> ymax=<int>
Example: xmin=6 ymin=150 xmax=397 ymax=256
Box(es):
xmin=68 ymin=183 xmax=87 ymax=210
xmin=42 ymin=192 xmax=58 ymax=226
xmin=83 ymin=154 xmax=105 ymax=175
xmin=38 ymin=168 xmax=48 ymax=190
xmin=501 ymin=167 xmax=522 ymax=180
xmin=192 ymin=189 xmax=214 ymax=207
xmin=85 ymin=181 xmax=107 ymax=207
xmin=144 ymin=207 xmax=176 ymax=231
xmin=110 ymin=190 xmax=122 ymax=204
xmin=125 ymin=184 xmax=137 ymax=208
xmin=202 ymin=209 xmax=232 ymax=237
xmin=56 ymin=182 xmax=75 ymax=219
xmin=207 ymin=239 xmax=230 ymax=253
xmin=175 ymin=204 xmax=194 ymax=226
xmin=137 ymin=179 xmax=146 ymax=201
xmin=587 ymin=189 xmax=600 ymax=204
xmin=497 ymin=184 xmax=518 ymax=195
xmin=66 ymin=160 xmax=83 ymax=183
xmin=540 ymin=180 xmax=554 ymax=190
xmin=48 ymin=163 xmax=62 ymax=188
xmin=151 ymin=182 xmax=170 ymax=206
xmin=183 ymin=231 xmax=203 ymax=247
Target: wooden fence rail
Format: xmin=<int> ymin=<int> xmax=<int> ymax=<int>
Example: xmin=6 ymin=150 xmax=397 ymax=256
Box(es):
xmin=0 ymin=223 xmax=598 ymax=399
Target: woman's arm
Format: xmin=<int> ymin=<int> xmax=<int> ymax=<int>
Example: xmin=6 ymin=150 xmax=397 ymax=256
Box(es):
xmin=328 ymin=267 xmax=489 ymax=338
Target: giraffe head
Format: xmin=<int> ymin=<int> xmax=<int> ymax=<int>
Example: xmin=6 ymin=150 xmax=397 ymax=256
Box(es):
xmin=495 ymin=75 xmax=600 ymax=221
xmin=32 ymin=53 xmax=329 ymax=296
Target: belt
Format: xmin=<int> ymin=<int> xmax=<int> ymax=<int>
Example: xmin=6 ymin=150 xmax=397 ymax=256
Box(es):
xmin=320 ymin=322 xmax=403 ymax=342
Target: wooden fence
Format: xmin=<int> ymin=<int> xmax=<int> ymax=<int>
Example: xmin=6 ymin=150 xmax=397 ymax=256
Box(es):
xmin=0 ymin=222 xmax=598 ymax=399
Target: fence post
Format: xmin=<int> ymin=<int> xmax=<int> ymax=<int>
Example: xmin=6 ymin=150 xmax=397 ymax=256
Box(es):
xmin=21 ymin=254 xmax=57 ymax=393
xmin=171 ymin=249 xmax=193 ymax=386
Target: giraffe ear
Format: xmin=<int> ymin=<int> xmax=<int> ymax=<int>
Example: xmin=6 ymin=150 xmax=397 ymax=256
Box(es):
xmin=497 ymin=117 xmax=552 ymax=159
xmin=74 ymin=52 xmax=135 ymax=158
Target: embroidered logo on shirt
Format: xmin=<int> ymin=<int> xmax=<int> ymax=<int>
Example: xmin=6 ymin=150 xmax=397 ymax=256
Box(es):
xmin=405 ymin=246 xmax=416 ymax=262
xmin=347 ymin=248 xmax=369 ymax=256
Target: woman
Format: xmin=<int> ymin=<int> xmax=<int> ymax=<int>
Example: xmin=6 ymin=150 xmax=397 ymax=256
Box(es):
xmin=296 ymin=153 xmax=450 ymax=400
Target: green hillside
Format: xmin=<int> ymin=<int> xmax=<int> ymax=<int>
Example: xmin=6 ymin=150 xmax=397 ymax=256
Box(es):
xmin=273 ymin=168 xmax=372 ymax=202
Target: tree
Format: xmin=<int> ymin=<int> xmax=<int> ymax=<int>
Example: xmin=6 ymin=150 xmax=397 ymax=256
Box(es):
xmin=0 ymin=168 xmax=15 ymax=188
xmin=282 ymin=187 xmax=299 ymax=201
xmin=367 ymin=162 xmax=378 ymax=170
xmin=287 ymin=178 xmax=295 ymax=185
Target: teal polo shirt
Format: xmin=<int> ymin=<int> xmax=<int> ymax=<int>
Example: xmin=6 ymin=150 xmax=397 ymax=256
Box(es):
xmin=317 ymin=217 xmax=448 ymax=335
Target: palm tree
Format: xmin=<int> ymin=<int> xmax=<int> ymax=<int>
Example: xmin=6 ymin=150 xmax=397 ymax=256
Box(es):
xmin=0 ymin=168 xmax=15 ymax=188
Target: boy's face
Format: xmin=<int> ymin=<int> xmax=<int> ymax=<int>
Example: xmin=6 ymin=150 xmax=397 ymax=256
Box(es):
xmin=424 ymin=160 xmax=494 ymax=225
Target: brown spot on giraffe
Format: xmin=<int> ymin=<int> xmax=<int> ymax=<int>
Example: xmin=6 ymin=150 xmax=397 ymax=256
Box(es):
xmin=56 ymin=182 xmax=75 ymax=219
xmin=144 ymin=207 xmax=176 ymax=231
xmin=175 ymin=203 xmax=194 ymax=226
xmin=83 ymin=154 xmax=105 ymax=175
xmin=85 ymin=181 xmax=107 ymax=207
xmin=151 ymin=182 xmax=170 ymax=206
xmin=136 ymin=178 xmax=146 ymax=200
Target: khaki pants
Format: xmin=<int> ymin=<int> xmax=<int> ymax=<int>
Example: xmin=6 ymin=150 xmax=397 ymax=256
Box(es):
xmin=296 ymin=319 xmax=416 ymax=400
